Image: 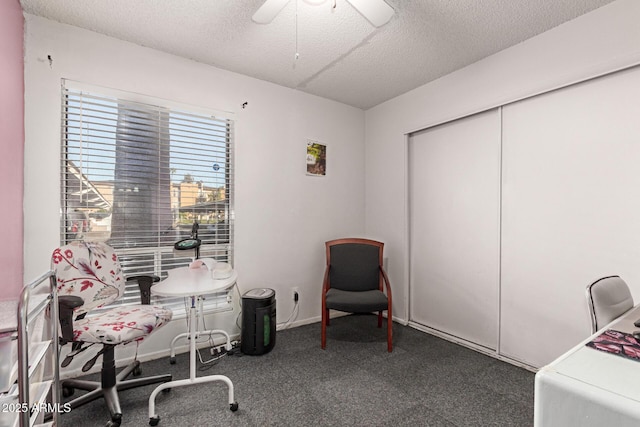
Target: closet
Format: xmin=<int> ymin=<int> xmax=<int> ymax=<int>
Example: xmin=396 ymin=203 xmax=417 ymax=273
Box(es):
xmin=408 ymin=65 xmax=640 ymax=368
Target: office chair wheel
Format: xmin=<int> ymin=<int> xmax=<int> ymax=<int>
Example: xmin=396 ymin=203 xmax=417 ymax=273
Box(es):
xmin=133 ymin=365 xmax=142 ymax=376
xmin=169 ymin=356 xmax=176 ymax=364
xmin=230 ymin=402 xmax=239 ymax=412
xmin=149 ymin=416 xmax=160 ymax=426
xmin=62 ymin=386 xmax=75 ymax=398
xmin=106 ymin=413 xmax=122 ymax=427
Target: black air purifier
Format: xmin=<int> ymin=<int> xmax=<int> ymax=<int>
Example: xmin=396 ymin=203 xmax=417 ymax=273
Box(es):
xmin=241 ymin=288 xmax=276 ymax=355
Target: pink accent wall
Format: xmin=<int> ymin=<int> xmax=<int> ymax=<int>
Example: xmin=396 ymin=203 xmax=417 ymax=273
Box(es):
xmin=0 ymin=0 xmax=25 ymax=301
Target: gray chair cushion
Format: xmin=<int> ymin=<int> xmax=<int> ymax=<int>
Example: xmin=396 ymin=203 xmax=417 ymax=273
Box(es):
xmin=325 ymin=288 xmax=388 ymax=313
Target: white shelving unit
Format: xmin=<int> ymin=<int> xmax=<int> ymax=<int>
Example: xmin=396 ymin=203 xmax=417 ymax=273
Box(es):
xmin=0 ymin=271 xmax=60 ymax=427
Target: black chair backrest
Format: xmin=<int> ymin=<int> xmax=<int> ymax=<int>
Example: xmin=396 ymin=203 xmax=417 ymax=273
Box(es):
xmin=329 ymin=243 xmax=380 ymax=292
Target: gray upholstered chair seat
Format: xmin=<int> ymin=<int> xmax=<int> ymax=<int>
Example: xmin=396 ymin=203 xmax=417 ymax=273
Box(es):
xmin=325 ymin=288 xmax=388 ymax=313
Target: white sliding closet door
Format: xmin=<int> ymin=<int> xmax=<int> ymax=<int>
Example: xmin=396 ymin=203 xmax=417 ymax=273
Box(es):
xmin=501 ymin=66 xmax=640 ymax=368
xmin=409 ymin=109 xmax=501 ymax=350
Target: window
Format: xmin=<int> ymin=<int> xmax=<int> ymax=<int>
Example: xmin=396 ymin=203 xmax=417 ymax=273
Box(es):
xmin=60 ymin=82 xmax=234 ymax=316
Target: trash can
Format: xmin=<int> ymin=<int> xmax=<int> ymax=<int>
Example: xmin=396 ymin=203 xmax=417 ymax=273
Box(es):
xmin=241 ymin=288 xmax=276 ymax=355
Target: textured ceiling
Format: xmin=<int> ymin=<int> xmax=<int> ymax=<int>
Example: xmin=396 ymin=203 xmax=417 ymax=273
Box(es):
xmin=20 ymin=0 xmax=617 ymax=110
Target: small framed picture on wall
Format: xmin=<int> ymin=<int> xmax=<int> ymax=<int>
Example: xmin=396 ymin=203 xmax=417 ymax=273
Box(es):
xmin=306 ymin=140 xmax=327 ymax=177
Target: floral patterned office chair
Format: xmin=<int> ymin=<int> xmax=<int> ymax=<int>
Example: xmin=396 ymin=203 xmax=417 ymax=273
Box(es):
xmin=52 ymin=241 xmax=173 ymax=427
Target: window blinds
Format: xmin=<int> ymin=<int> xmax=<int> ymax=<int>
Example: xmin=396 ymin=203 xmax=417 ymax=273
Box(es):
xmin=61 ymin=84 xmax=235 ymax=316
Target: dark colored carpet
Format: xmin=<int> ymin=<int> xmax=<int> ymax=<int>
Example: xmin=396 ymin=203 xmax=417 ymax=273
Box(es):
xmin=57 ymin=314 xmax=534 ymax=426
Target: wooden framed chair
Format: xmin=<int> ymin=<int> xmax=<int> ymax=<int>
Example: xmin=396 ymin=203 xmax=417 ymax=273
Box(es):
xmin=586 ymin=275 xmax=634 ymax=334
xmin=321 ymin=238 xmax=393 ymax=352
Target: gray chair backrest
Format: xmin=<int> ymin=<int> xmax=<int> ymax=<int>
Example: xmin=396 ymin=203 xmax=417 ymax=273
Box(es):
xmin=329 ymin=243 xmax=380 ymax=292
xmin=586 ymin=275 xmax=634 ymax=334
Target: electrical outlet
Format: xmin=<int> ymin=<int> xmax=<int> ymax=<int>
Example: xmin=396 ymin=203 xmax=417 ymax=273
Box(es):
xmin=291 ymin=287 xmax=299 ymax=302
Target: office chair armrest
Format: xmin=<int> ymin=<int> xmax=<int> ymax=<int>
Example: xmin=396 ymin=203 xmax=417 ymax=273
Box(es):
xmin=126 ymin=275 xmax=160 ymax=305
xmin=58 ymin=295 xmax=84 ymax=342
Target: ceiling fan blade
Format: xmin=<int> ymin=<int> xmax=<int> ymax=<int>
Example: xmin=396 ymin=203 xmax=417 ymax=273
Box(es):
xmin=252 ymin=0 xmax=291 ymax=24
xmin=345 ymin=0 xmax=394 ymax=27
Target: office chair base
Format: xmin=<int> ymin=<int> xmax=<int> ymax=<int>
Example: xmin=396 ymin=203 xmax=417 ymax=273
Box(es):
xmin=62 ymin=358 xmax=172 ymax=425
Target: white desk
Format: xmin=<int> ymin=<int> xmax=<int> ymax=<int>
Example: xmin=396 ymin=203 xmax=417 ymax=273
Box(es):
xmin=148 ymin=265 xmax=239 ymax=426
xmin=534 ymin=305 xmax=640 ymax=426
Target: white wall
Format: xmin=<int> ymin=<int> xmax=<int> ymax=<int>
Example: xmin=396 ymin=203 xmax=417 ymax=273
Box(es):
xmin=365 ymin=0 xmax=640 ymax=367
xmin=22 ymin=14 xmax=365 ymax=368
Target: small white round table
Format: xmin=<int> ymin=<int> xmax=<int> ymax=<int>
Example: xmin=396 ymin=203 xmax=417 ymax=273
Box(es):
xmin=148 ymin=265 xmax=239 ymax=425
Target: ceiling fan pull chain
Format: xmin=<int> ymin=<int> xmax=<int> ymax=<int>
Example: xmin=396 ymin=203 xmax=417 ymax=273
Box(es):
xmin=295 ymin=0 xmax=299 ymax=60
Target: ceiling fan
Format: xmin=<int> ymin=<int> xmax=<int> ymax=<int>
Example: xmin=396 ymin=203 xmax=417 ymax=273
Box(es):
xmin=252 ymin=0 xmax=395 ymax=28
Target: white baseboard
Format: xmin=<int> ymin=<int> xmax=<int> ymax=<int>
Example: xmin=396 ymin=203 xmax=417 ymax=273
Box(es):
xmin=60 ymin=312 xmax=409 ymax=380
xmin=407 ymin=321 xmax=538 ymax=373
